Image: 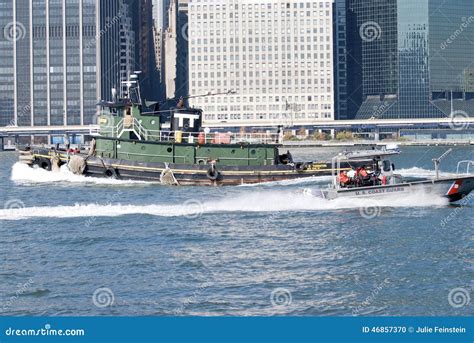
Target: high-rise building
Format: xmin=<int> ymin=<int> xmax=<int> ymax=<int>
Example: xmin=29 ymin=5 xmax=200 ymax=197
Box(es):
xmin=130 ymin=0 xmax=160 ymax=101
xmin=0 ymin=0 xmax=136 ymax=129
xmin=175 ymin=0 xmax=189 ymax=99
xmin=119 ymin=3 xmax=136 ymax=97
xmin=0 ymin=0 xmax=98 ymax=127
xmin=188 ymin=0 xmax=335 ymax=127
xmin=346 ymin=0 xmax=474 ymax=119
xmin=152 ymin=0 xmax=170 ymax=100
xmin=100 ymin=0 xmax=136 ymax=101
xmin=162 ymin=0 xmax=189 ymax=100
xmin=333 ymin=0 xmax=348 ymax=120
xmin=153 ymin=0 xmax=171 ymax=30
xmin=164 ymin=0 xmax=178 ymax=99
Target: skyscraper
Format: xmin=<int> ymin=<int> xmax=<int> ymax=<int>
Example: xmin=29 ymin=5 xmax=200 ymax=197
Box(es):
xmin=164 ymin=0 xmax=178 ymax=99
xmin=346 ymin=0 xmax=474 ymax=119
xmin=188 ymin=0 xmax=335 ymax=127
xmin=0 ymin=0 xmax=136 ymax=129
xmin=152 ymin=0 xmax=170 ymax=100
xmin=0 ymin=0 xmax=98 ymax=127
xmin=129 ymin=0 xmax=160 ymax=101
xmin=175 ymin=0 xmax=189 ymax=99
xmin=153 ymin=0 xmax=171 ymax=30
xmin=99 ymin=0 xmax=136 ymax=102
xmin=333 ymin=0 xmax=349 ymax=120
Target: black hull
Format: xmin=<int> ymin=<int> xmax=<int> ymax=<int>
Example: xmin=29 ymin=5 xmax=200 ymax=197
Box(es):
xmin=19 ymin=148 xmax=368 ymax=186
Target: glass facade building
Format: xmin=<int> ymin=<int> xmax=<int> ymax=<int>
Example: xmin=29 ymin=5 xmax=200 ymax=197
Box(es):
xmin=345 ymin=0 xmax=474 ymax=119
xmin=0 ymin=0 xmax=98 ymax=127
xmin=100 ymin=0 xmax=135 ymax=101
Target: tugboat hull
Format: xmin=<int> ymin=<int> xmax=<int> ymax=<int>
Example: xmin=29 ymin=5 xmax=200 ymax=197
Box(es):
xmin=19 ymin=147 xmax=369 ymax=186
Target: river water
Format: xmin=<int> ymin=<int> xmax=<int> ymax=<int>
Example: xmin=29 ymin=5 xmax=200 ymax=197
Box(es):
xmin=0 ymin=146 xmax=472 ymax=316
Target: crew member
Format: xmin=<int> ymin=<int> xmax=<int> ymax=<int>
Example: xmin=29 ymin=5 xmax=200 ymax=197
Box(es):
xmin=355 ymin=166 xmax=369 ymax=186
xmin=339 ymin=171 xmax=350 ymax=187
xmin=356 ymin=166 xmax=368 ymax=178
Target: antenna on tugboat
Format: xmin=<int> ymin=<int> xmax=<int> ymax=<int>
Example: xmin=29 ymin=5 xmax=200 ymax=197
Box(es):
xmin=161 ymin=90 xmax=237 ymax=107
xmin=120 ymin=71 xmax=143 ymax=105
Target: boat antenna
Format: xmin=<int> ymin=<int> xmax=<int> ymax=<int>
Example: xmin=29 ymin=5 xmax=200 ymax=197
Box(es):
xmin=432 ymin=149 xmax=453 ymax=179
xmin=450 ymin=90 xmax=454 ymax=118
xmin=133 ymin=71 xmax=143 ymax=105
xmin=160 ymin=90 xmax=236 ymax=107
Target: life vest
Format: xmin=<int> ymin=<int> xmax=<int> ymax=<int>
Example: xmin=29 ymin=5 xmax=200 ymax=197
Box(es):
xmin=357 ymin=167 xmax=368 ymax=178
xmin=339 ymin=172 xmax=350 ymax=185
xmin=381 ymin=176 xmax=387 ymax=185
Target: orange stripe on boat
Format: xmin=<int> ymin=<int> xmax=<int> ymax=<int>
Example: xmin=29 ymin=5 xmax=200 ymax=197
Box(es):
xmin=447 ymin=180 xmax=463 ymax=196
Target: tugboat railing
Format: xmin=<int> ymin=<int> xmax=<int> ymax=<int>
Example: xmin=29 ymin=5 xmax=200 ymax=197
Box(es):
xmin=116 ymin=119 xmax=124 ymax=137
xmin=132 ymin=117 xmax=149 ymax=141
xmin=98 ymin=123 xmax=280 ymax=145
xmin=144 ymin=130 xmax=281 ymax=145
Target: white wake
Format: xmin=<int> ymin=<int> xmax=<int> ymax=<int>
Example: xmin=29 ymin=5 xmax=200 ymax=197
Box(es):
xmin=0 ymin=190 xmax=449 ymax=221
xmin=10 ymin=162 xmax=151 ymax=186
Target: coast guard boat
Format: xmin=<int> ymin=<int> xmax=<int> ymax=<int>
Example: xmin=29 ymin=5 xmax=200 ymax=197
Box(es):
xmin=304 ymin=146 xmax=474 ymax=203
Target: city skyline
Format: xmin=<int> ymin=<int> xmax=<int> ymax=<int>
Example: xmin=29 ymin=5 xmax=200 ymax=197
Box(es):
xmin=0 ymin=0 xmax=473 ymax=133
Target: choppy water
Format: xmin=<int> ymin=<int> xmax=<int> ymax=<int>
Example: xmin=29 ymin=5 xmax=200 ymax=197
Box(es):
xmin=0 ymin=146 xmax=472 ymax=316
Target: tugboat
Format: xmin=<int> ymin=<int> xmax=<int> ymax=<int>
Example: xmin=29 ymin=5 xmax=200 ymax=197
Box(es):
xmin=304 ymin=146 xmax=474 ymax=202
xmin=17 ymin=74 xmax=370 ymax=186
